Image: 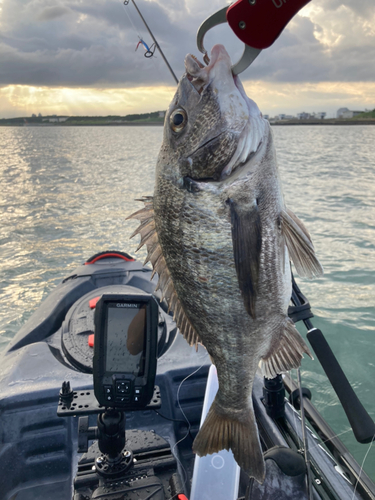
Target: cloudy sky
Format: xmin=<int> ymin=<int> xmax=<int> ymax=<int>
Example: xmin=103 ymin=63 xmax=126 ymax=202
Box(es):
xmin=0 ymin=0 xmax=374 ymax=118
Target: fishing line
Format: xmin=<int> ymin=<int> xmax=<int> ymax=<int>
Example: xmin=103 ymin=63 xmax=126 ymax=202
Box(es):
xmin=289 ymin=369 xmax=304 ymax=450
xmin=288 ymin=369 xmax=352 ymax=453
xmin=308 ymin=427 xmax=353 ymax=453
xmin=289 ymin=368 xmax=373 ymax=499
xmin=122 ymin=1 xmax=156 ymax=57
xmin=297 ymin=367 xmax=314 ymax=500
xmin=152 ymin=409 xmax=194 ymax=441
xmin=170 ymin=361 xmax=205 ymax=495
xmin=351 ymin=433 xmax=375 ymax=500
xmin=122 ymin=0 xmax=142 ymax=38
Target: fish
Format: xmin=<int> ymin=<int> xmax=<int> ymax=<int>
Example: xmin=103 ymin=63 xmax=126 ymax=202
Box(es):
xmin=128 ymin=44 xmax=323 ymax=483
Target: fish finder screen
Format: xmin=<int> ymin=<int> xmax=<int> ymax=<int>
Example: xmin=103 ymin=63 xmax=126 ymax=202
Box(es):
xmin=105 ymin=303 xmax=147 ymax=375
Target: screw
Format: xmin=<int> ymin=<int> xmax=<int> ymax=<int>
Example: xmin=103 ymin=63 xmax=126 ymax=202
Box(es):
xmin=96 ymin=456 xmax=103 ymax=464
xmin=315 ymin=478 xmax=322 ymax=485
xmin=91 ymin=465 xmax=96 ymax=471
xmin=239 ymin=21 xmax=246 ymax=30
xmin=124 ymin=450 xmax=131 ymax=458
xmin=249 ymin=0 xmax=256 ymax=4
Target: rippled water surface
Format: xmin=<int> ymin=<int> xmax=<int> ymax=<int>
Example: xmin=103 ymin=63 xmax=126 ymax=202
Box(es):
xmin=1 ymin=125 xmax=374 ymax=480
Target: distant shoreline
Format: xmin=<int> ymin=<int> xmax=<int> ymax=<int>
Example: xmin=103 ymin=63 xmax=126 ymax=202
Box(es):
xmin=1 ymin=119 xmax=375 ymax=127
xmin=270 ymin=119 xmax=375 ymax=126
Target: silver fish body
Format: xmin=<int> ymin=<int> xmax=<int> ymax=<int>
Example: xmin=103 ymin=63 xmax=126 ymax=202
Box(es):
xmin=129 ymin=44 xmax=323 ymax=482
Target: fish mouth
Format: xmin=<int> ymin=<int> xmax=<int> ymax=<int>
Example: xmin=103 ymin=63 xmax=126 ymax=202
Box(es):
xmin=185 ymin=54 xmax=207 ymax=94
xmin=184 ymin=47 xmax=267 ymax=184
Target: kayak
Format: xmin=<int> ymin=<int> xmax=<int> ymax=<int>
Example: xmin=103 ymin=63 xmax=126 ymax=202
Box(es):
xmin=0 ymin=251 xmax=374 ymax=500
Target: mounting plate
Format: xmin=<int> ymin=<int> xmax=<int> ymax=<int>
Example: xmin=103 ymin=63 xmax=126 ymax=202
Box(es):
xmin=57 ymin=386 xmax=161 ymax=417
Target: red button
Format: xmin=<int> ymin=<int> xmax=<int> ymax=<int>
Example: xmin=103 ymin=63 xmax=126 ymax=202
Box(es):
xmin=89 ymin=296 xmax=101 ymax=309
xmin=88 ymin=334 xmax=94 ymax=347
xmin=177 ymin=495 xmax=189 ymax=500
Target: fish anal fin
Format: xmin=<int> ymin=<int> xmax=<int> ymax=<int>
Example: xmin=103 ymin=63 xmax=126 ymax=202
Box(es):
xmin=281 ymin=208 xmax=323 ymax=279
xmin=260 ymin=319 xmax=313 ymax=379
xmin=193 ymin=398 xmax=265 ymax=483
xmin=229 ymin=199 xmax=262 ymax=319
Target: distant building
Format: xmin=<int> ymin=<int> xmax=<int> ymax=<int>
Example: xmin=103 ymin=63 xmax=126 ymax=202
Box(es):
xmin=263 ymin=114 xmax=269 ymax=120
xmin=31 ymin=113 xmax=36 ymax=118
xmin=297 ymin=112 xmax=311 ymax=120
xmin=48 ymin=116 xmax=69 ymax=123
xmin=158 ymin=111 xmax=165 ymax=118
xmin=337 ymin=108 xmax=363 ymax=119
xmin=312 ymin=112 xmax=326 ymax=119
xmin=38 ymin=113 xmax=42 ymax=117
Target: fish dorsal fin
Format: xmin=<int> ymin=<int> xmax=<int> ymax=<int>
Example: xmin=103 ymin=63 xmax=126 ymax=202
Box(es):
xmin=259 ymin=318 xmax=313 ymax=379
xmin=281 ymin=208 xmax=323 ymax=279
xmin=127 ymin=197 xmax=202 ymax=349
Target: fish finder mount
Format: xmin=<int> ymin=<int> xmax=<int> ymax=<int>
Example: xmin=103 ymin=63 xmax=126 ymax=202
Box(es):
xmin=57 ymin=290 xmax=182 ymax=499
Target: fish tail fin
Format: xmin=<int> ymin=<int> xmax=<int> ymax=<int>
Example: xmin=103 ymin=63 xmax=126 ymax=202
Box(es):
xmin=259 ymin=318 xmax=313 ymax=379
xmin=192 ymin=398 xmax=265 ymax=483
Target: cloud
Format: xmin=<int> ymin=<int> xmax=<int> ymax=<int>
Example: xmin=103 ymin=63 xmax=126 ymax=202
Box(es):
xmin=37 ymin=5 xmax=71 ymax=21
xmin=0 ymin=0 xmax=374 ymax=90
xmin=0 ymin=0 xmax=374 ymax=117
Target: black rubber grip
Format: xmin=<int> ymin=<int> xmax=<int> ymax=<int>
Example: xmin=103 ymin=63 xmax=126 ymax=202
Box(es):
xmin=307 ymin=328 xmax=375 ymax=444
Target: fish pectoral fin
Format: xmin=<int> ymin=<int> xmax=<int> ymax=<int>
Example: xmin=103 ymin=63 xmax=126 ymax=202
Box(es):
xmin=281 ymin=208 xmax=324 ymax=278
xmin=193 ymin=398 xmax=265 ymax=483
xmin=229 ymin=199 xmax=262 ymax=319
xmin=259 ymin=319 xmax=313 ymax=379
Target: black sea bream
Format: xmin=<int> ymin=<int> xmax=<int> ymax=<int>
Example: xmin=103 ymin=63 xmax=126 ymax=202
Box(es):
xmin=129 ymin=44 xmax=323 ymax=482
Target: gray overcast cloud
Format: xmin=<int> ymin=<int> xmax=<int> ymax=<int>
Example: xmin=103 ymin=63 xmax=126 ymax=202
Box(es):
xmin=0 ymin=0 xmax=374 ymax=88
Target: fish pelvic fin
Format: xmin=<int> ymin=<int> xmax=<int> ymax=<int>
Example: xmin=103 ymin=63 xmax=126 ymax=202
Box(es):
xmin=127 ymin=197 xmax=202 ymax=350
xmin=259 ymin=318 xmax=313 ymax=379
xmin=281 ymin=208 xmax=323 ymax=279
xmin=192 ymin=398 xmax=265 ymax=484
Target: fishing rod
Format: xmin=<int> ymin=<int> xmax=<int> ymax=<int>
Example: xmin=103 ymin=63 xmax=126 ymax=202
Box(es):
xmin=123 ymin=0 xmax=179 ymax=85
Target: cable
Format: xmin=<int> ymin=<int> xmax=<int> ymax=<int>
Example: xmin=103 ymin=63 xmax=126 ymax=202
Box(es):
xmin=171 ymin=362 xmax=206 ymax=493
xmin=351 ymin=434 xmax=375 ymax=500
xmin=153 ymin=409 xmax=194 ymax=441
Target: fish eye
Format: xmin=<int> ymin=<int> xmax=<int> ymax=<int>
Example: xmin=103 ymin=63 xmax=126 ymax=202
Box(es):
xmin=170 ymin=108 xmax=187 ymax=133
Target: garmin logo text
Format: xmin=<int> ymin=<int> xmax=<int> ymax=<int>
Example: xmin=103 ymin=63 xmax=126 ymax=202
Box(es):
xmin=272 ymin=0 xmax=287 ymax=8
xmin=116 ymin=303 xmax=139 ymax=308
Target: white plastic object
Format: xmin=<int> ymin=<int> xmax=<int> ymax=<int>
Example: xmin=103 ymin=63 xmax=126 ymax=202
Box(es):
xmin=190 ymin=364 xmax=240 ymax=500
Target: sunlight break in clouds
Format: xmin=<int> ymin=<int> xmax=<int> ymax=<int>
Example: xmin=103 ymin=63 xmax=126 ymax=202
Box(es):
xmin=1 ymin=81 xmax=374 ymax=119
xmin=0 ymin=85 xmax=176 ymax=118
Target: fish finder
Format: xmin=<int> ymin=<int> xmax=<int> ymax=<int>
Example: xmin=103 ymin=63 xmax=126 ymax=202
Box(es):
xmin=93 ymin=292 xmax=158 ymax=410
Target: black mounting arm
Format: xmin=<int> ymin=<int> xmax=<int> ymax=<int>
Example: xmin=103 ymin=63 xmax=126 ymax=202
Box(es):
xmin=290 ymin=276 xmax=375 ymax=444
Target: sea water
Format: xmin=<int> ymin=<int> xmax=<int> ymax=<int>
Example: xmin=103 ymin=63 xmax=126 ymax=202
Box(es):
xmin=0 ymin=124 xmax=374 ymax=480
